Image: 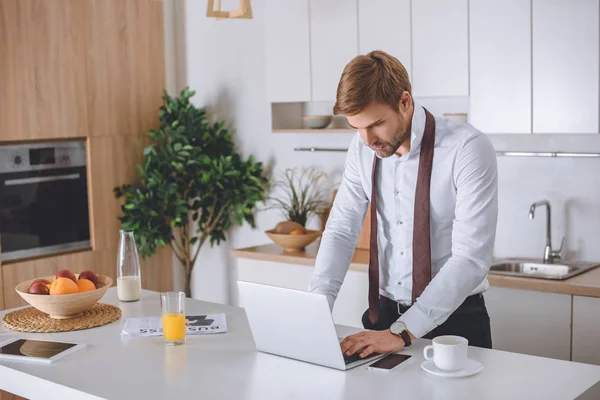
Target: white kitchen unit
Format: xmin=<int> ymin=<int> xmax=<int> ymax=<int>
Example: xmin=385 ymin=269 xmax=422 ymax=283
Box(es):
xmin=358 ymin=0 xmax=412 ymax=77
xmin=484 ymin=286 xmax=571 ymax=361
xmin=469 ymin=0 xmax=531 ymax=134
xmin=309 ymin=0 xmax=358 ymax=101
xmin=572 ymin=295 xmax=600 ymax=365
xmin=411 ymin=0 xmax=469 ymax=97
xmin=532 ymin=0 xmax=599 ymax=134
xmin=264 ymin=0 xmax=311 ymax=102
xmin=235 ymin=258 xmax=368 ymax=328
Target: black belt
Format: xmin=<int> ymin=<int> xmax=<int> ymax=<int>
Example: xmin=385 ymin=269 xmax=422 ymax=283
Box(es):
xmin=380 ymin=293 xmax=485 ymax=316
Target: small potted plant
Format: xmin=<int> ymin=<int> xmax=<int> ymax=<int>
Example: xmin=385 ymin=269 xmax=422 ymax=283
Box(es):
xmin=265 ymin=167 xmax=330 ymax=252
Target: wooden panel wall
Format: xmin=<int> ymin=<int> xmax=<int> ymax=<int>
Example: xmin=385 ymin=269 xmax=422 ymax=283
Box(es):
xmin=0 ymin=0 xmax=172 ymax=309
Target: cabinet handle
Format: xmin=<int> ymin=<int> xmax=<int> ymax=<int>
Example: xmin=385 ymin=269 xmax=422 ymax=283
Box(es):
xmin=4 ymin=173 xmax=81 ymax=186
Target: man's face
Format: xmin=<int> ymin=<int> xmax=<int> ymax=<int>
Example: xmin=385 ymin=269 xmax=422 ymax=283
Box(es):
xmin=346 ymin=98 xmax=412 ymax=158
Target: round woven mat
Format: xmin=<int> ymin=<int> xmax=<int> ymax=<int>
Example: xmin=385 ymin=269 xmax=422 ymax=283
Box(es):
xmin=2 ymin=303 xmax=121 ymax=333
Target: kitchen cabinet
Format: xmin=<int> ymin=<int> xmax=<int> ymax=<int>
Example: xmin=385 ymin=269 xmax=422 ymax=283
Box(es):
xmin=532 ymin=0 xmax=599 ymax=134
xmin=411 ymin=0 xmax=469 ymax=97
xmin=264 ymin=0 xmax=311 ymax=102
xmin=572 ymin=295 xmax=600 ymax=365
xmin=358 ymin=0 xmax=412 ymax=77
xmin=85 ymin=0 xmax=166 ymax=137
xmin=235 ymin=258 xmax=367 ymax=328
xmin=0 ymin=0 xmax=88 ymax=142
xmin=484 ymin=286 xmax=571 ymax=361
xmin=309 ymin=0 xmax=358 ymax=101
xmin=469 ymin=0 xmax=531 ymax=134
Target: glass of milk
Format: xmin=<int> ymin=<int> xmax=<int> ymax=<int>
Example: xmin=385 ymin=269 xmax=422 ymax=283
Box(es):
xmin=116 ymin=229 xmax=142 ymax=302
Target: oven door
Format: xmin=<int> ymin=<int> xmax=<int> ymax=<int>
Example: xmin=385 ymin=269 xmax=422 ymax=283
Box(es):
xmin=0 ymin=167 xmax=91 ymax=262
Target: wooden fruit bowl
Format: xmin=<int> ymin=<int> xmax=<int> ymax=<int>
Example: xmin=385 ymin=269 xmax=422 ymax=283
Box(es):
xmin=265 ymin=229 xmax=322 ymax=252
xmin=15 ymin=275 xmax=113 ymax=319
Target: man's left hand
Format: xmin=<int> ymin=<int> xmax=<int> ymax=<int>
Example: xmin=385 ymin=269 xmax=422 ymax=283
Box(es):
xmin=340 ymin=330 xmax=406 ymax=358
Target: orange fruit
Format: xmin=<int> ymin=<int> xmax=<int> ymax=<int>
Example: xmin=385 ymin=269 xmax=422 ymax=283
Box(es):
xmin=45 ymin=283 xmax=51 ymax=291
xmin=50 ymin=277 xmax=80 ymax=295
xmin=76 ymin=278 xmax=96 ymax=292
xmin=289 ymin=228 xmax=306 ymax=235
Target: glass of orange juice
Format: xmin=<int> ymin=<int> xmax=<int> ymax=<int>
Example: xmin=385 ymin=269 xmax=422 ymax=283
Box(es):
xmin=160 ymin=291 xmax=186 ymax=346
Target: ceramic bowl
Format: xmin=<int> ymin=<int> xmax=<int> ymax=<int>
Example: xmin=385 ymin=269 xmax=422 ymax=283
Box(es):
xmin=302 ymin=115 xmax=333 ymax=129
xmin=15 ymin=274 xmax=113 ymax=319
xmin=265 ymin=229 xmax=322 ymax=252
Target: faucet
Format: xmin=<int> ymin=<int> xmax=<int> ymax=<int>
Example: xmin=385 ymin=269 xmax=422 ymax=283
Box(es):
xmin=529 ymin=200 xmax=565 ymax=264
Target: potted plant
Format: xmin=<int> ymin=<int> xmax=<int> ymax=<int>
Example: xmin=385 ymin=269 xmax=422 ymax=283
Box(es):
xmin=114 ymin=88 xmax=267 ymax=297
xmin=265 ymin=167 xmax=330 ymax=251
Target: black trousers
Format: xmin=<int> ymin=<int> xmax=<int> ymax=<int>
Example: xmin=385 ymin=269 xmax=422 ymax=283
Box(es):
xmin=362 ymin=294 xmax=492 ymax=349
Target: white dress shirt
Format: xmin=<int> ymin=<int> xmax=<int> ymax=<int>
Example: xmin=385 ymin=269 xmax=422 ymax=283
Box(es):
xmin=309 ymin=103 xmax=498 ymax=338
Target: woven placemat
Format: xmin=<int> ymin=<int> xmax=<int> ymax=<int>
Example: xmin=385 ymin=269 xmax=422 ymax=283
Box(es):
xmin=2 ymin=303 xmax=121 ymax=333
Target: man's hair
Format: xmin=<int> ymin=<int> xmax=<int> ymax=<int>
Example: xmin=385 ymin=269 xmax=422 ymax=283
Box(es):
xmin=333 ymin=50 xmax=412 ymax=116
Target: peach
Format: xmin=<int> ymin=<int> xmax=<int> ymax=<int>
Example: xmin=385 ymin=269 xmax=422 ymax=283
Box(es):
xmin=55 ymin=269 xmax=77 ymax=284
xmin=78 ymin=270 xmax=98 ymax=286
xmin=29 ymin=282 xmax=50 ymax=295
xmin=31 ymin=278 xmax=51 ymax=287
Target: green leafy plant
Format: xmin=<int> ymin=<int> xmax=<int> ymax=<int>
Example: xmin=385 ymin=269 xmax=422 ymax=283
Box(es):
xmin=266 ymin=167 xmax=330 ymax=228
xmin=114 ymin=88 xmax=267 ymax=297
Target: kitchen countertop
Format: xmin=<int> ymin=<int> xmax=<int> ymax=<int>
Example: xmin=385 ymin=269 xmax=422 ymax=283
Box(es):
xmin=231 ymin=244 xmax=600 ymax=298
xmin=1 ymin=288 xmax=600 ymax=399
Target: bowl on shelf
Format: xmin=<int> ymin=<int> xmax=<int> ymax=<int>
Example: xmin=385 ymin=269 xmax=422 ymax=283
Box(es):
xmin=302 ymin=115 xmax=333 ymax=129
xmin=15 ymin=275 xmax=113 ymax=319
xmin=265 ymin=229 xmax=322 ymax=252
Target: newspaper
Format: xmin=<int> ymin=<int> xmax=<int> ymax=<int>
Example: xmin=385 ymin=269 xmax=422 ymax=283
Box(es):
xmin=121 ymin=314 xmax=228 ymax=337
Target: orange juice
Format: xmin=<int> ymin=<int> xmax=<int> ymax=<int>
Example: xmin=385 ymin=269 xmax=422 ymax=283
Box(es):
xmin=162 ymin=313 xmax=186 ymax=342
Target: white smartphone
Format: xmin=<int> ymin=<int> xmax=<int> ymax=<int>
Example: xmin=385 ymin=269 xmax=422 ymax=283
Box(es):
xmin=0 ymin=338 xmax=86 ymax=364
xmin=368 ymin=353 xmax=412 ymax=372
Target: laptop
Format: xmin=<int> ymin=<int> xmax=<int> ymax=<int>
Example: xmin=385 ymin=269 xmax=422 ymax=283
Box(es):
xmin=237 ymin=280 xmax=385 ymax=370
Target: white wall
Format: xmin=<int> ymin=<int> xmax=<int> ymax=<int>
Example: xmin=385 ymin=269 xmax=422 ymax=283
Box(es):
xmin=168 ymin=0 xmax=600 ymax=303
xmin=168 ymin=0 xmax=352 ymax=302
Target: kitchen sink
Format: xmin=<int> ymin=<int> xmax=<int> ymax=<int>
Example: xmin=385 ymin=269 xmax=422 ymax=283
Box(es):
xmin=489 ymin=259 xmax=600 ymax=280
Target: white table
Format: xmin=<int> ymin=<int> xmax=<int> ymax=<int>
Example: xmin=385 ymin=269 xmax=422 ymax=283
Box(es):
xmin=0 ymin=289 xmax=599 ymax=400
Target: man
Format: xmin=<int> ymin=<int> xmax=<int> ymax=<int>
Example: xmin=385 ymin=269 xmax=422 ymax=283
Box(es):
xmin=309 ymin=50 xmax=498 ymax=360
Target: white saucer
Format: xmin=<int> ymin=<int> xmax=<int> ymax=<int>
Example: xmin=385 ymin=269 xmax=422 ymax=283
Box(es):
xmin=421 ymin=358 xmax=484 ymax=378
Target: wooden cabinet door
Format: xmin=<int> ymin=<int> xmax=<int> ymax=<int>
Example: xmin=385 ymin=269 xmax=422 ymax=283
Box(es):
xmin=469 ymin=0 xmax=532 ymax=134
xmin=0 ymin=0 xmax=88 ymax=142
xmin=85 ymin=0 xmax=165 ymax=137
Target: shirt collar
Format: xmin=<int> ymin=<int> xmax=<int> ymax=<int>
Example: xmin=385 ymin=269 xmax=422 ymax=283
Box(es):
xmin=386 ymin=101 xmax=426 ymax=161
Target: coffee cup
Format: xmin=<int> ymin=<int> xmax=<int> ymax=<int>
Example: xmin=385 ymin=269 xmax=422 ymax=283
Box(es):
xmin=423 ymin=335 xmax=468 ymax=372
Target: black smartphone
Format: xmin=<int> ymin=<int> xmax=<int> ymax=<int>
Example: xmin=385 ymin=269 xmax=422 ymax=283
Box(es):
xmin=368 ymin=353 xmax=412 ymax=371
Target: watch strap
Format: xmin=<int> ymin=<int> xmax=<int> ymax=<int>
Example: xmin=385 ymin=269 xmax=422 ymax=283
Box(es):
xmin=399 ymin=330 xmax=412 ymax=347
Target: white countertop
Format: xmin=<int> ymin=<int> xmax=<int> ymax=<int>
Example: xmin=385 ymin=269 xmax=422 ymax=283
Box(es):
xmin=0 ymin=288 xmax=599 ymax=400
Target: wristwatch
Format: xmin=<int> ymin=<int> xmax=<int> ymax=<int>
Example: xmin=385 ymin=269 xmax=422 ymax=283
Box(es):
xmin=390 ymin=321 xmax=412 ymax=347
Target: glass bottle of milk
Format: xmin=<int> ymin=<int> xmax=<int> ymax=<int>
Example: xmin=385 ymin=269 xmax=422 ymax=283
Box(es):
xmin=116 ymin=229 xmax=142 ymax=302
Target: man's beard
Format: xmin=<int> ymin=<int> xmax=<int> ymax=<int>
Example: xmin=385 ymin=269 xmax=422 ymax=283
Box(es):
xmin=372 ymin=116 xmax=411 ymax=158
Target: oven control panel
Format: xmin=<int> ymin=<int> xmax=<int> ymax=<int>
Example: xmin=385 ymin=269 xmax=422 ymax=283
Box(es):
xmin=0 ymin=141 xmax=86 ymax=173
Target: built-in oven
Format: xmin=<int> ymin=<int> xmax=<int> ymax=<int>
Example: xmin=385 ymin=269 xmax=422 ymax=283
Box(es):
xmin=0 ymin=141 xmax=91 ymax=262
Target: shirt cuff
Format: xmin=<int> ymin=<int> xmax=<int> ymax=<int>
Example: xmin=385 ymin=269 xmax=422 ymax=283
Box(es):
xmin=397 ymin=303 xmax=438 ymax=338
